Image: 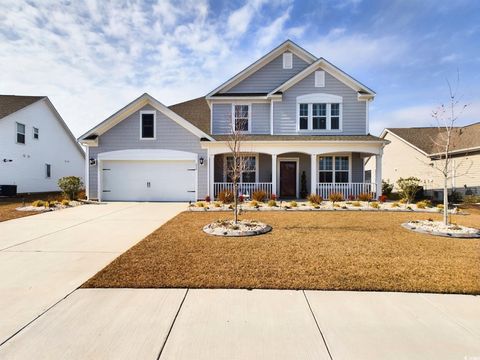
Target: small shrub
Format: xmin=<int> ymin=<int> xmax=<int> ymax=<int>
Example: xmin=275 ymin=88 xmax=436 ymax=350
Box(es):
xmin=370 ymin=202 xmax=380 ymax=209
xmin=437 ymin=204 xmax=444 ymax=209
xmin=391 ymin=202 xmax=400 ymax=208
xmin=290 ymin=200 xmax=298 ymax=207
xmin=76 ymin=189 xmax=86 ymax=200
xmin=406 ymin=206 xmax=413 ymax=211
xmin=57 ymin=176 xmax=84 ymax=200
xmin=268 ymin=199 xmax=277 ymax=207
xmin=238 ymin=195 xmax=244 ymax=203
xmin=44 ymin=201 xmax=52 ymax=208
xmin=358 ymin=192 xmax=373 ymax=202
xmin=61 ymin=199 xmax=70 ymax=206
xmin=196 ymin=201 xmax=206 ymax=207
xmin=378 ymin=195 xmax=387 ymax=203
xmin=312 ymin=204 xmax=320 ymax=209
xmin=382 ymin=179 xmax=394 ymax=197
xmin=352 ymin=201 xmax=361 ymax=207
xmin=32 ymin=200 xmax=45 ymax=207
xmin=252 ymin=190 xmax=266 ymax=202
xmin=448 ymin=191 xmax=463 ymax=204
xmin=348 ymin=194 xmax=355 ymax=201
xmin=333 ymin=203 xmax=340 ymax=208
xmin=218 ymin=190 xmax=234 ymax=204
xmin=205 ymin=195 xmax=211 ymax=203
xmin=396 ymin=177 xmax=421 ymax=203
xmin=399 ymin=198 xmax=408 ymax=204
xmin=249 ymin=200 xmax=259 ymax=208
xmin=300 ymin=171 xmax=308 ymax=198
xmin=328 ymin=192 xmax=344 ymax=203
xmin=416 ymin=201 xmax=426 ymax=209
xmin=213 ymin=201 xmax=222 ymax=207
xmin=463 ymin=194 xmax=480 ymax=204
xmin=270 ymin=194 xmax=277 ymax=201
xmin=307 ymin=193 xmax=323 ymax=205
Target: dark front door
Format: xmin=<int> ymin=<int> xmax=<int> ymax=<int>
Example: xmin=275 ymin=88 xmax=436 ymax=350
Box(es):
xmin=280 ymin=161 xmax=297 ymax=197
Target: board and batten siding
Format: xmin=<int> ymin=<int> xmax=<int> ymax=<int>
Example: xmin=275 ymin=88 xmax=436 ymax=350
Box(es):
xmin=212 ymin=103 xmax=270 ymax=135
xmin=273 ymin=71 xmax=367 ymax=135
xmin=88 ymin=104 xmax=207 ymax=199
xmin=225 ymin=53 xmax=309 ymax=93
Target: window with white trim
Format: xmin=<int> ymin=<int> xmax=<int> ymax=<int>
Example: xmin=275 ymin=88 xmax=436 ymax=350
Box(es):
xmin=319 ymin=156 xmax=349 ymax=183
xmin=45 ymin=164 xmax=51 ymax=178
xmin=16 ymin=122 xmax=26 ymax=144
xmin=140 ymin=111 xmax=156 ymax=139
xmin=297 ymin=103 xmax=341 ymax=131
xmin=233 ymin=104 xmax=250 ymax=132
xmin=225 ymin=155 xmax=256 ymax=183
xmin=283 ymin=52 xmax=293 ymax=69
xmin=33 ymin=127 xmax=39 ymax=140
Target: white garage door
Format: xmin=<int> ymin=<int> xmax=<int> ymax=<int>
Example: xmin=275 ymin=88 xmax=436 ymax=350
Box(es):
xmin=101 ymin=160 xmax=196 ymax=202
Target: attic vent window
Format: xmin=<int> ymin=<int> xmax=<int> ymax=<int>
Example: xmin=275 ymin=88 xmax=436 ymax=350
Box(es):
xmin=315 ymin=71 xmax=325 ymax=87
xmin=283 ymin=52 xmax=293 ymax=69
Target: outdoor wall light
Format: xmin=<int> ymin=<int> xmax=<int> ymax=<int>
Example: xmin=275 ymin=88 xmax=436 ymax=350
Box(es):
xmin=3 ymin=159 xmax=13 ymax=162
xmin=199 ymin=157 xmax=205 ymax=165
xmin=89 ymin=158 xmax=97 ymax=166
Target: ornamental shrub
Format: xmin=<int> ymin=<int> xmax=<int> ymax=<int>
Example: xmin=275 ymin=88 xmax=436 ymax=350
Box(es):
xmin=268 ymin=199 xmax=277 ymax=207
xmin=328 ymin=192 xmax=344 ymax=203
xmin=382 ymin=179 xmax=394 ymax=197
xmin=370 ymin=202 xmax=380 ymax=209
xmin=396 ymin=177 xmax=421 ymax=203
xmin=358 ymin=192 xmax=373 ymax=202
xmin=218 ymin=190 xmax=234 ymax=204
xmin=307 ymin=193 xmax=323 ymax=205
xmin=252 ymin=190 xmax=267 ymax=202
xmin=57 ymin=176 xmax=84 ymax=200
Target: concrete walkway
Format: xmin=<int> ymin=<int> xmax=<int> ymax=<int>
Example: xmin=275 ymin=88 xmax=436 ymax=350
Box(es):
xmin=0 ymin=289 xmax=478 ymax=359
xmin=0 ymin=202 xmax=185 ymax=346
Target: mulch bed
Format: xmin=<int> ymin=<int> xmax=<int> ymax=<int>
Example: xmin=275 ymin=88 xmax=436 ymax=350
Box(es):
xmin=83 ymin=211 xmax=480 ymax=294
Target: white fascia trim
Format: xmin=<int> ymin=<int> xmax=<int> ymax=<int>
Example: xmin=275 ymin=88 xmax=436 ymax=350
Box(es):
xmin=208 ymin=96 xmax=271 ymax=102
xmin=206 ymin=40 xmax=317 ymax=98
xmin=97 ymin=149 xmax=198 ymax=161
xmin=268 ymin=58 xmax=376 ymax=98
xmin=78 ymin=93 xmax=214 ymax=142
xmin=429 ymin=146 xmax=480 ymax=157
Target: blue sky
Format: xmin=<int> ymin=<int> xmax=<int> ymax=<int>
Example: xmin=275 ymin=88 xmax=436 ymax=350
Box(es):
xmin=1 ymin=0 xmax=479 ymax=136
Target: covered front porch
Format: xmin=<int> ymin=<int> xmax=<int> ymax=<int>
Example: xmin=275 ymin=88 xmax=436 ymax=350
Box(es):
xmin=203 ymin=139 xmax=384 ymax=200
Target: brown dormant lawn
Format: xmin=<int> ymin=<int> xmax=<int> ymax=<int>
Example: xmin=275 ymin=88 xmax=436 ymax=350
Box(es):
xmin=84 ymin=209 xmax=480 ymax=294
xmin=0 ymin=201 xmax=37 ymax=222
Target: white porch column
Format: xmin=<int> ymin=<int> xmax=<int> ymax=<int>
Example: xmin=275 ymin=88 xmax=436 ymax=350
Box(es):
xmin=209 ymin=154 xmax=214 ymax=199
xmin=375 ymin=152 xmax=382 ymax=199
xmin=310 ymin=154 xmax=317 ymax=196
xmin=271 ymin=154 xmax=277 ymax=196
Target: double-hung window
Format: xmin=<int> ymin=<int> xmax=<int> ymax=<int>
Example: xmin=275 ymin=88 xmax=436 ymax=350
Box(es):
xmin=225 ymin=155 xmax=256 ymax=183
xmin=33 ymin=127 xmax=39 ymax=140
xmin=16 ymin=122 xmax=26 ymax=144
xmin=297 ymin=96 xmax=342 ymax=131
xmin=140 ymin=111 xmax=156 ymax=139
xmin=319 ymin=156 xmax=349 ymax=183
xmin=233 ymin=104 xmax=250 ymax=132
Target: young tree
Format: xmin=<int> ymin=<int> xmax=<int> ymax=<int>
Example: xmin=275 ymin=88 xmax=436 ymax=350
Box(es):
xmin=430 ymin=72 xmax=469 ymax=225
xmin=226 ymin=117 xmax=249 ymax=224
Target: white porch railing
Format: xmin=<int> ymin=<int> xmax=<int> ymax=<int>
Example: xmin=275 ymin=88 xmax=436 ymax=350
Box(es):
xmin=316 ymin=183 xmax=377 ymax=199
xmin=214 ymin=182 xmax=273 ymax=199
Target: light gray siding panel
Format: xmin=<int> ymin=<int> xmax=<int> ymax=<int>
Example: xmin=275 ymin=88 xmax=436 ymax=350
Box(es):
xmin=351 ymin=153 xmax=364 ymax=183
xmin=251 ymin=103 xmax=270 ymax=134
xmin=212 ymin=103 xmax=271 ymax=135
xmin=226 ymin=53 xmax=309 ymax=93
xmin=88 ymin=104 xmax=207 ymax=199
xmin=273 ymin=71 xmax=367 ymax=135
xmin=212 ymin=103 xmax=231 ymax=134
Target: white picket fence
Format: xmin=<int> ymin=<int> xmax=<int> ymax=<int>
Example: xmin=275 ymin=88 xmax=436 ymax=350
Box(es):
xmin=316 ymin=183 xmax=376 ymax=200
xmin=213 ymin=182 xmax=273 ymax=199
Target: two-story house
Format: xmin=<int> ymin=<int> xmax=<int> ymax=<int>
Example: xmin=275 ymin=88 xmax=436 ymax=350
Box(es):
xmin=78 ymin=40 xmax=387 ymax=202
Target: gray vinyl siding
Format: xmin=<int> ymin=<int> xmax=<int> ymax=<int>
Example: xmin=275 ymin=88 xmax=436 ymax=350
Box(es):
xmin=226 ymin=53 xmax=309 ymax=93
xmin=351 ymin=153 xmax=364 ymax=182
xmin=212 ymin=103 xmax=270 ymax=135
xmin=273 ymin=71 xmax=367 ymax=135
xmin=88 ymin=104 xmax=207 ymax=199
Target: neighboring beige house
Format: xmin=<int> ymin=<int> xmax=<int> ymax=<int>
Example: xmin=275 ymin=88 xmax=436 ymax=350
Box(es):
xmin=365 ymin=122 xmax=480 ymax=200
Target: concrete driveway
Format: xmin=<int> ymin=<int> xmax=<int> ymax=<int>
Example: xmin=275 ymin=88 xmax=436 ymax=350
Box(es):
xmin=0 ymin=202 xmax=186 ymax=346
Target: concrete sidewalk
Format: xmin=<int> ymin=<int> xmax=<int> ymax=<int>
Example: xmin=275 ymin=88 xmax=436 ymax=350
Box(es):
xmin=0 ymin=288 xmax=478 ymax=359
xmin=0 ymin=202 xmax=185 ymax=345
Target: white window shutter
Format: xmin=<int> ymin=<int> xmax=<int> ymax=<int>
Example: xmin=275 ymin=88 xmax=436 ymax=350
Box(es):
xmin=283 ymin=52 xmax=293 ymax=69
xmin=315 ymin=71 xmax=325 ymax=87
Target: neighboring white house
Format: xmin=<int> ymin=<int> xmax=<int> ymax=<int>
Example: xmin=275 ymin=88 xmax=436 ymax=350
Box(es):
xmin=365 ymin=123 xmax=480 ymax=199
xmin=0 ymin=95 xmax=84 ymax=194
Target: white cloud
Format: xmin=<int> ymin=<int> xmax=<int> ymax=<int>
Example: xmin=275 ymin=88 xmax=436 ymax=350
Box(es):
xmin=0 ymin=0 xmax=303 ymax=137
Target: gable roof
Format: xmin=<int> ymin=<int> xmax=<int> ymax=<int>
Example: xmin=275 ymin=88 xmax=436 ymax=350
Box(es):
xmin=268 ymin=57 xmax=376 ymax=97
xmin=206 ymin=40 xmax=317 ymax=98
xmin=78 ymin=93 xmax=214 ymax=142
xmin=383 ymin=122 xmax=480 ymax=156
xmin=0 ymin=95 xmax=45 ymax=119
xmin=168 ymin=97 xmax=210 ymax=134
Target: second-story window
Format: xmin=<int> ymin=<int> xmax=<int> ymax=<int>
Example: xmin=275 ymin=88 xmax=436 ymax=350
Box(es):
xmin=140 ymin=111 xmax=156 ymax=139
xmin=297 ymin=103 xmax=341 ymax=131
xmin=16 ymin=122 xmax=26 ymax=144
xmin=33 ymin=127 xmax=39 ymax=140
xmin=233 ymin=104 xmax=250 ymax=132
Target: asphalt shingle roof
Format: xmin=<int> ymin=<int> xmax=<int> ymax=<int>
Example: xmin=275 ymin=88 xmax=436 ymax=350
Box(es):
xmin=0 ymin=95 xmax=44 ymax=120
